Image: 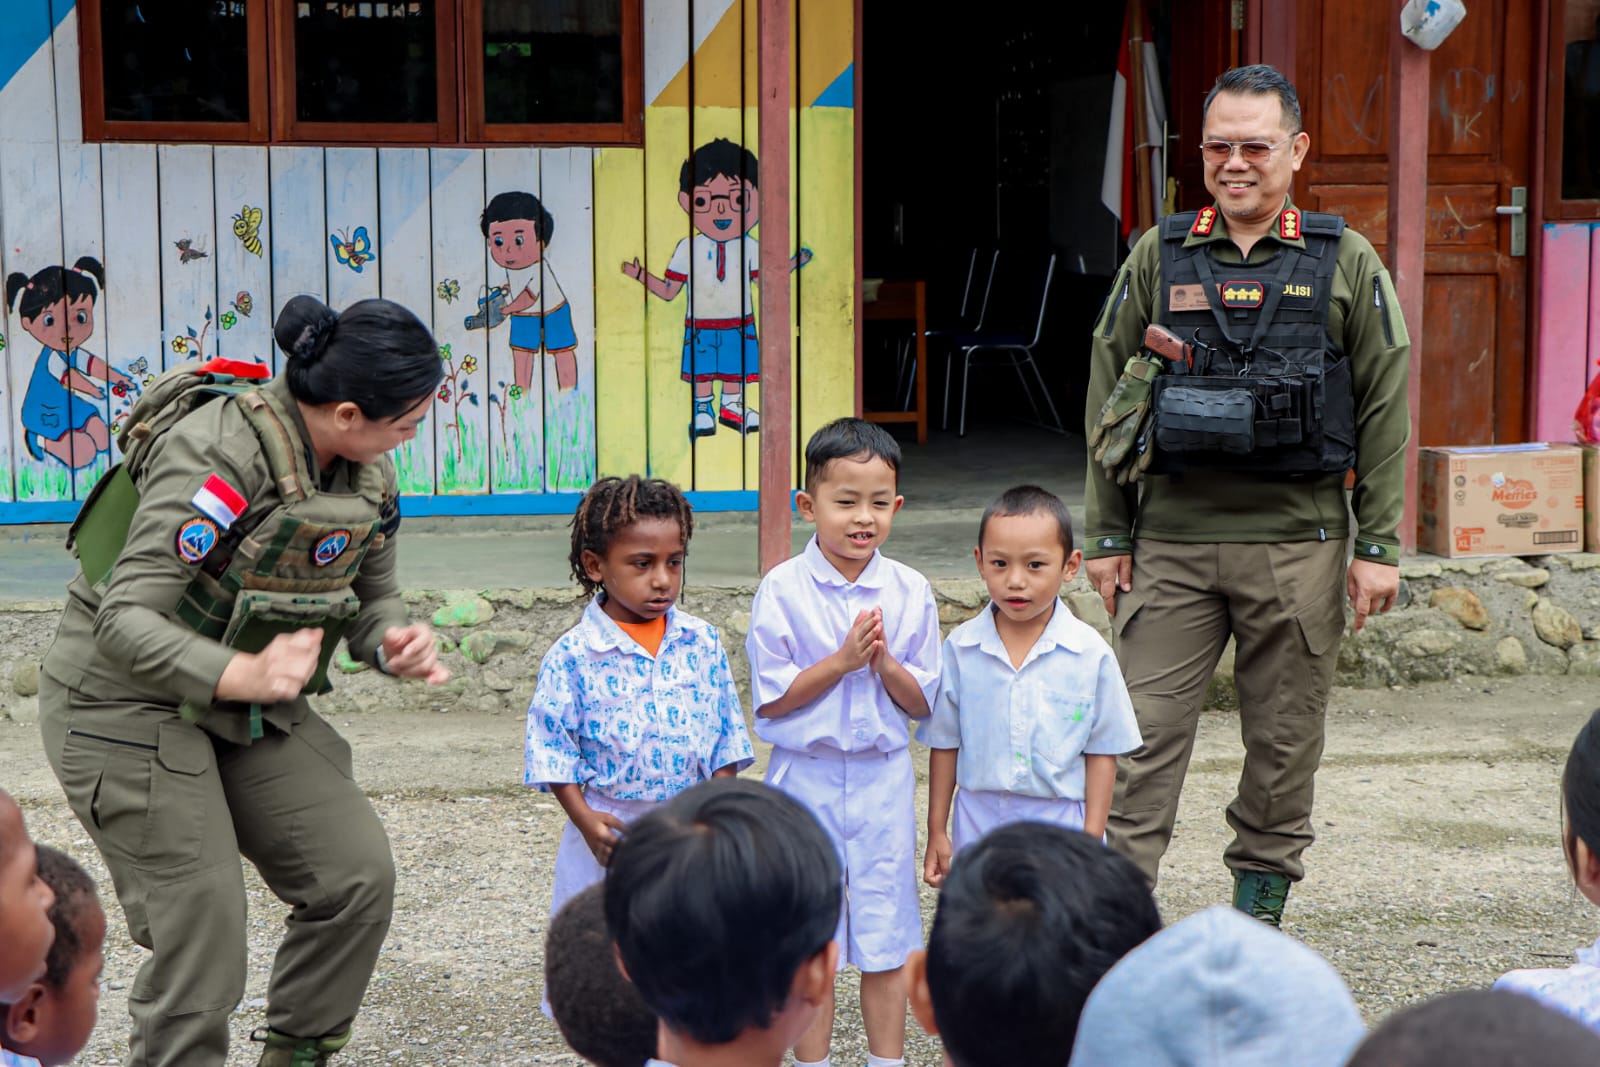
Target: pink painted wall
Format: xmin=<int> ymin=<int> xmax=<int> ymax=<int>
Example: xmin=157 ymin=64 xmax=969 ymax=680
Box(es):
xmin=1535 ymin=223 xmax=1599 ymax=441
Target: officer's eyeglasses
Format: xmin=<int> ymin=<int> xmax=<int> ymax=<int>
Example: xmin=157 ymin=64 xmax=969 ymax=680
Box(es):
xmin=1199 ymin=136 xmax=1294 ymax=164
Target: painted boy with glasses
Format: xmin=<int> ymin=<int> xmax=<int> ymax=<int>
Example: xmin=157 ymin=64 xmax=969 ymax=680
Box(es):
xmin=1083 ymin=64 xmax=1411 ymax=927
xmin=623 ymin=137 xmax=811 ymax=439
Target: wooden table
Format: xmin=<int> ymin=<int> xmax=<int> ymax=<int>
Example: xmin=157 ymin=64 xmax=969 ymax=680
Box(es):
xmin=861 ymin=280 xmax=927 ymax=444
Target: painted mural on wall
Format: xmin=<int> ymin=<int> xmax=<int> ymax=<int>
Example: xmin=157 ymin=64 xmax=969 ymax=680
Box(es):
xmin=0 ymin=0 xmax=855 ymax=517
xmin=623 ymin=138 xmax=811 ymax=440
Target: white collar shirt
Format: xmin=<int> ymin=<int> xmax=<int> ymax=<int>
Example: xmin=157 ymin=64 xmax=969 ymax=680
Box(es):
xmin=916 ymin=600 xmax=1141 ymax=799
xmin=524 ymin=598 xmax=755 ymax=800
xmin=747 ymin=536 xmax=941 ymax=754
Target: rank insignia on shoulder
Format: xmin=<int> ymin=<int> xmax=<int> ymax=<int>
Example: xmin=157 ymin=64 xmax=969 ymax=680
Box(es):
xmin=1279 ymin=207 xmax=1301 ymax=240
xmin=1191 ymin=207 xmax=1218 ymax=236
xmin=176 ymin=516 xmax=220 ymax=564
xmin=191 ymin=473 xmax=248 ymax=530
xmin=1220 ymin=280 xmax=1265 ymax=307
xmin=313 ymin=529 xmax=352 ymax=567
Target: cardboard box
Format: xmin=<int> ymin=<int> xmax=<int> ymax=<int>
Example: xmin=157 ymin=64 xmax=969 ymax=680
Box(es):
xmin=1584 ymin=445 xmax=1599 ymax=553
xmin=1417 ymin=443 xmax=1584 ymax=558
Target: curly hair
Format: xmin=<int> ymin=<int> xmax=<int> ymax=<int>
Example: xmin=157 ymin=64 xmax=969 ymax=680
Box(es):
xmin=35 ymin=845 xmax=98 ymax=989
xmin=569 ymin=476 xmax=694 ymax=596
xmin=545 ymin=884 xmax=657 ymax=1067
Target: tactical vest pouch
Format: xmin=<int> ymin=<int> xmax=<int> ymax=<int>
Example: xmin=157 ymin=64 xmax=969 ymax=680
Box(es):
xmin=218 ymin=589 xmax=361 ymax=697
xmin=1152 ymin=378 xmax=1256 ymax=454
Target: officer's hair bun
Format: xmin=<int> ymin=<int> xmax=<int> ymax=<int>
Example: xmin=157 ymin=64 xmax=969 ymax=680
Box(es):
xmin=274 ymin=295 xmax=339 ymax=364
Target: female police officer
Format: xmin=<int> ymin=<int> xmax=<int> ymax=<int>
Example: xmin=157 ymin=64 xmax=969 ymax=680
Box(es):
xmin=38 ymin=295 xmax=450 ymax=1067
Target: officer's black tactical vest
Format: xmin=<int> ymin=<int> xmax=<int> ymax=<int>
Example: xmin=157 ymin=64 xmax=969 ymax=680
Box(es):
xmin=1148 ymin=208 xmax=1355 ymax=477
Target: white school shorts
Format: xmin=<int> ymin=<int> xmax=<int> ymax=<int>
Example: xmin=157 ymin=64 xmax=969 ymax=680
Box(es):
xmin=542 ymin=793 xmax=660 ymax=1017
xmin=766 ymin=746 xmax=922 ymax=973
xmin=952 ymin=788 xmax=1087 ymax=852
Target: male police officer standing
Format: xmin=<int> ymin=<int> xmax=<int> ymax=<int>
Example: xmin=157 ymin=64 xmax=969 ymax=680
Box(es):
xmin=1084 ymin=65 xmax=1410 ymax=926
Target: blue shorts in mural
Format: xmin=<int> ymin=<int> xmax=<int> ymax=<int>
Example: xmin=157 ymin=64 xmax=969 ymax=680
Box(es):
xmin=680 ymin=316 xmax=760 ymax=383
xmin=23 ymin=346 xmax=102 ymax=441
xmin=509 ymin=302 xmax=577 ymax=352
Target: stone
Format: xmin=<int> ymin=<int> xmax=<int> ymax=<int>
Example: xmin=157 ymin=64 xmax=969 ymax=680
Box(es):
xmin=1066 ymin=590 xmax=1112 ymax=639
xmin=1525 ymin=590 xmax=1541 ymax=611
xmin=459 ymin=630 xmax=533 ymax=664
xmin=1495 ymin=567 xmax=1550 ymax=589
xmin=6 ymin=696 xmax=38 ymax=726
xmin=11 ymin=660 xmax=39 ymax=697
xmin=1532 ymin=598 xmax=1584 ymax=650
xmin=1397 ymin=629 xmax=1461 ymax=658
xmin=723 ymin=612 xmax=751 ymax=640
xmin=1393 ymin=578 xmax=1412 ymax=611
xmin=432 ymin=595 xmax=495 ymax=629
xmin=435 ymin=634 xmax=457 ymax=655
xmin=1565 ymin=554 xmax=1600 ymax=572
xmin=481 ymin=670 xmax=519 ymax=693
xmin=1495 ymin=636 xmax=1528 ymax=675
xmin=1400 ymin=561 xmax=1444 ymax=579
xmin=939 ymin=601 xmax=984 ymax=629
xmin=937 ymin=580 xmax=989 ymax=611
xmin=1429 ymin=588 xmax=1488 ymax=631
xmin=1569 ymin=643 xmax=1600 ymax=676
xmin=1439 ymin=559 xmax=1487 ymax=576
xmin=333 ymin=648 xmax=370 ymax=675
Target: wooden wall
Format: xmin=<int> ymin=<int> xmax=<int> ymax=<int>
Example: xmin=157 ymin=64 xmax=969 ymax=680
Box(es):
xmin=0 ymin=0 xmax=855 ymax=521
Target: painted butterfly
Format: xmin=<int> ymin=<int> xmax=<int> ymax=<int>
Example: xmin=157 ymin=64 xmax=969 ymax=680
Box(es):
xmin=330 ymin=227 xmax=375 ymax=273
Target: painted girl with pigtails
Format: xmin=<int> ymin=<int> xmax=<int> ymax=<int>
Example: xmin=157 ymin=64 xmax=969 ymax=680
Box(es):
xmin=5 ymin=256 xmax=130 ymax=470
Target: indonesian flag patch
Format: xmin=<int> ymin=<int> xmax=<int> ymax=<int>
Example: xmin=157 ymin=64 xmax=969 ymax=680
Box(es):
xmin=191 ymin=473 xmax=248 ymax=530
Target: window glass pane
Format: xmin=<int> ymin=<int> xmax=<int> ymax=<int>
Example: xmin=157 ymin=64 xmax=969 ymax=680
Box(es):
xmin=481 ymin=0 xmax=624 ymax=126
xmin=295 ymin=2 xmax=437 ymax=124
xmin=1563 ymin=0 xmax=1600 ymax=199
xmin=100 ymin=1 xmax=251 ymax=124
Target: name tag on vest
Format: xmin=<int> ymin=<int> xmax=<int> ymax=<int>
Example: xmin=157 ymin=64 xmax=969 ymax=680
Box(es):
xmin=1168 ymin=284 xmax=1209 ymax=312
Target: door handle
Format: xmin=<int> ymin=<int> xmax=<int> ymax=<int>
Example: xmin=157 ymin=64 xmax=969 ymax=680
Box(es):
xmin=1497 ymin=186 xmax=1527 ymax=257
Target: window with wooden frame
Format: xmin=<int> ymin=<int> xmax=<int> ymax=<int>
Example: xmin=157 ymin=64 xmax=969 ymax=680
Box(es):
xmin=77 ymin=0 xmax=642 ymax=146
xmin=1548 ymin=0 xmax=1600 ymax=217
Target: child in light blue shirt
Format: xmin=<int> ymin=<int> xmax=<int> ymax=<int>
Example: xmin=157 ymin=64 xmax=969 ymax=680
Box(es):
xmin=919 ymin=486 xmax=1140 ymax=886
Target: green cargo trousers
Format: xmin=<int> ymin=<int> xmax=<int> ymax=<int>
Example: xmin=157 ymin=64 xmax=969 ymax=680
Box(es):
xmin=38 ymin=675 xmax=395 ymax=1067
xmin=1105 ymin=538 xmax=1348 ymax=886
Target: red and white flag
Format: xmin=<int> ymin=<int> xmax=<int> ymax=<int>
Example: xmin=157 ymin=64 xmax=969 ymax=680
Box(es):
xmin=1102 ymin=2 xmax=1167 ymax=245
xmin=191 ymin=474 xmax=248 ymax=530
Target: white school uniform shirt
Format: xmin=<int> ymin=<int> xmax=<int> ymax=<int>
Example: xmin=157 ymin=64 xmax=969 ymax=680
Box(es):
xmin=524 ymin=598 xmax=755 ymax=800
xmin=917 ymin=600 xmax=1141 ymax=800
xmin=747 ymin=536 xmax=941 ymax=753
xmin=0 ymin=1045 xmax=41 ymax=1067
xmin=503 ymin=263 xmax=568 ymax=313
xmin=1494 ymin=935 xmax=1600 ymax=1036
xmin=663 ymin=233 xmax=759 ymax=322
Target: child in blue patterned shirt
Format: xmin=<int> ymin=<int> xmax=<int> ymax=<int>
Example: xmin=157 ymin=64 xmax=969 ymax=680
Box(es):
xmin=525 ymin=475 xmax=755 ymax=1005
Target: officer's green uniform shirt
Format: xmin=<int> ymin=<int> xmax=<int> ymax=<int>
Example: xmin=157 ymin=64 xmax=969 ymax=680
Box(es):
xmin=43 ymin=374 xmax=408 ymax=744
xmin=1083 ymin=200 xmax=1411 ymax=566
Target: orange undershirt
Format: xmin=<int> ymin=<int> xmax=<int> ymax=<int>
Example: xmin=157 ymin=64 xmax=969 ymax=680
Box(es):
xmin=614 ymin=615 xmax=667 ymax=657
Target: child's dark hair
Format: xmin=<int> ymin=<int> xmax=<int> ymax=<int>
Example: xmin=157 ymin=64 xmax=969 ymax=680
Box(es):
xmin=1346 ymin=989 xmax=1600 ymax=1066
xmin=479 ymin=191 xmax=555 ymax=245
xmin=804 ymin=417 xmax=902 ymax=491
xmin=35 ymin=845 xmax=97 ymax=990
xmin=273 ymin=295 xmax=444 ymax=421
xmin=979 ymin=485 xmax=1075 ymax=554
xmin=6 ymin=258 xmax=104 ymax=320
xmin=569 ymin=476 xmax=695 ymax=595
xmin=680 ymin=137 xmax=760 ymax=194
xmin=545 ymin=884 xmax=656 ymax=1067
xmin=604 ymin=778 xmax=841 ymax=1046
xmin=1563 ymin=708 xmax=1600 ymax=878
xmin=926 ymin=822 xmax=1160 ymax=1067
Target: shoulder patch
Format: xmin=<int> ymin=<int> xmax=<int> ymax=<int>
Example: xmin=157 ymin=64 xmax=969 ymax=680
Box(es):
xmin=176 ymin=516 xmax=220 ymax=564
xmin=1191 ymin=207 xmax=1218 ymax=236
xmin=1279 ymin=207 xmax=1301 ymax=240
xmin=191 ymin=473 xmax=248 ymax=530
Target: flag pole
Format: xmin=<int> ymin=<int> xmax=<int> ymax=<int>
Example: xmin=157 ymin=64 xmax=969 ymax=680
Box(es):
xmin=1127 ymin=1 xmax=1155 ymax=234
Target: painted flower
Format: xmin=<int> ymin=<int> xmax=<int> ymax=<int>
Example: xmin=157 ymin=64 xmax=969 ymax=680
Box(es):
xmin=437 ymin=384 xmax=452 ymax=403
xmin=111 ymin=381 xmax=129 ymax=397
xmin=220 ymin=311 xmax=237 ymax=330
xmin=507 ymin=385 xmax=523 ymax=400
xmin=171 ymin=337 xmax=190 ymax=354
xmin=461 ymin=355 xmax=478 ymax=374
xmin=438 ymin=343 xmax=453 ymax=361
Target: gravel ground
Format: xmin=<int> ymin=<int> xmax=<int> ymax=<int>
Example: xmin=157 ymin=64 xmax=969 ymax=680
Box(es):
xmin=4 ymin=674 xmax=1598 ymax=1066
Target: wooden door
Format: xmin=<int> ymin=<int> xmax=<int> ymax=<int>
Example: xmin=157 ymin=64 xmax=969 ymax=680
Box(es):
xmin=1295 ymin=0 xmax=1536 ymax=446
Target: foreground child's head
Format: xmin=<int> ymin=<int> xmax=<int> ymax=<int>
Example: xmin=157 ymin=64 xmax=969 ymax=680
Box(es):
xmin=4 ymin=846 xmax=104 ymax=1067
xmin=604 ymin=778 xmax=840 ymax=1062
xmin=1563 ymin=708 xmax=1600 ymax=906
xmin=976 ymin=486 xmax=1082 ymax=629
xmin=0 ymin=790 xmax=55 ymax=1006
xmin=545 ymin=884 xmax=656 ymax=1067
xmin=1346 ymin=989 xmax=1600 ymax=1066
xmin=569 ymin=476 xmax=695 ymax=625
xmin=909 ymin=823 xmax=1160 ymax=1067
xmin=797 ymin=418 xmax=903 ymax=580
xmin=1068 ymin=905 xmax=1364 ymax=1067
